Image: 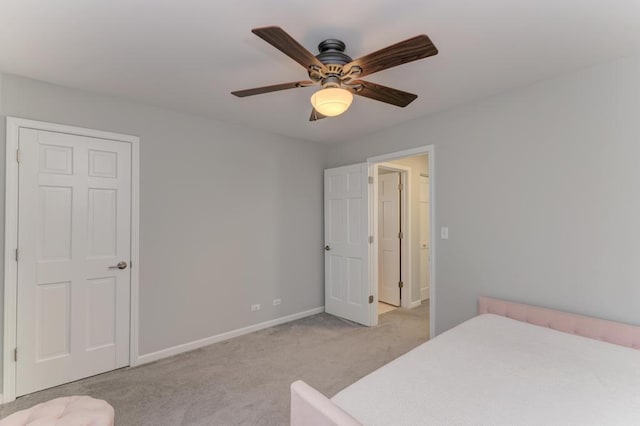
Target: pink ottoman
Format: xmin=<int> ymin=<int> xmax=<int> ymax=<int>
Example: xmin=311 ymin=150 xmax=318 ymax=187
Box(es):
xmin=0 ymin=396 xmax=113 ymax=426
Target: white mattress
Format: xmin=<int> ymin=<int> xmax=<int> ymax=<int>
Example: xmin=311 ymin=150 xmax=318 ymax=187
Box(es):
xmin=331 ymin=314 xmax=640 ymax=425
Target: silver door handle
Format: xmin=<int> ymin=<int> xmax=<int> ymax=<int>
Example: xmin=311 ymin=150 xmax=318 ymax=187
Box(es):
xmin=324 ymin=245 xmax=331 ymax=251
xmin=109 ymin=261 xmax=128 ymax=270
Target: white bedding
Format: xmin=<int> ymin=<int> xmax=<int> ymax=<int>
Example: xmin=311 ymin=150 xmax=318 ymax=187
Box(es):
xmin=331 ymin=314 xmax=640 ymax=425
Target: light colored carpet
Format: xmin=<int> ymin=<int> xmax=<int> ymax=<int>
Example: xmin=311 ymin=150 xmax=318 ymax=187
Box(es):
xmin=0 ymin=304 xmax=429 ymax=425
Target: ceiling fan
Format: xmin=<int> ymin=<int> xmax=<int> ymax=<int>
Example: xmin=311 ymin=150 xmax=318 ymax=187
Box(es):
xmin=231 ymin=26 xmax=438 ymax=121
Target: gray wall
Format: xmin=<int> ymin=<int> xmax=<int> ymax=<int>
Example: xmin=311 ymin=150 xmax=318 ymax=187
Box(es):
xmin=328 ymin=55 xmax=640 ymax=334
xmin=0 ymin=74 xmax=328 ymax=374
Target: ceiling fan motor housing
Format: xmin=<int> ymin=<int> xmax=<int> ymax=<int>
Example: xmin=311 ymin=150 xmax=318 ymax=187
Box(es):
xmin=315 ymin=39 xmax=352 ymax=65
xmin=312 ymin=39 xmax=360 ymax=88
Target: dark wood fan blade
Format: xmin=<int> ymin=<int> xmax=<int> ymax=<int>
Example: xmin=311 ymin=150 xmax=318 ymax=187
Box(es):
xmin=344 ymin=35 xmax=438 ymax=78
xmin=351 ymin=80 xmax=418 ymax=107
xmin=252 ymin=26 xmax=327 ymax=72
xmin=309 ymin=108 xmax=327 ymax=121
xmin=231 ymin=81 xmax=313 ymax=97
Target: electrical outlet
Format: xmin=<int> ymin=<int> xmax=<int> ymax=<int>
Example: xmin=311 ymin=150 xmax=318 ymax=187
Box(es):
xmin=272 ymin=298 xmax=281 ymax=306
xmin=441 ymin=227 xmax=449 ymax=240
xmin=251 ymin=304 xmax=261 ymax=312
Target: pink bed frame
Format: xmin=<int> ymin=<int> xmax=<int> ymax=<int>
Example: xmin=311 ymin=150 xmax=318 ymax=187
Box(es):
xmin=478 ymin=296 xmax=640 ymax=350
xmin=291 ymin=297 xmax=640 ymax=426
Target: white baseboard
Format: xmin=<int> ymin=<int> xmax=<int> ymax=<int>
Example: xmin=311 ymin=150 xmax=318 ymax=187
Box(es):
xmin=420 ymin=288 xmax=430 ymax=301
xmin=136 ymin=306 xmax=325 ymax=365
xmin=410 ymin=300 xmax=423 ymax=309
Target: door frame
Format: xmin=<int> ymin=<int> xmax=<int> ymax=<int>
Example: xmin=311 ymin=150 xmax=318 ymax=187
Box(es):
xmin=418 ymin=174 xmax=431 ymax=302
xmin=375 ymin=163 xmax=411 ymax=309
xmin=367 ymin=146 xmax=435 ymax=337
xmin=3 ymin=117 xmax=141 ymax=403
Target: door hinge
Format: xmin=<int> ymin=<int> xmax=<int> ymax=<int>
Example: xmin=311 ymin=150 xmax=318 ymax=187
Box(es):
xmin=398 ymin=183 xmax=403 ymax=191
xmin=369 ymin=235 xmax=374 ymax=244
xmin=16 ymin=149 xmax=21 ymax=163
xmin=398 ymin=231 xmax=403 ymax=239
xmin=368 ymin=295 xmax=374 ymax=304
xmin=15 ymin=248 xmax=19 ymax=262
xmin=368 ymin=176 xmax=373 ymax=184
xmin=399 ymin=281 xmax=404 ymax=289
xmin=14 ymin=348 xmax=17 ymax=362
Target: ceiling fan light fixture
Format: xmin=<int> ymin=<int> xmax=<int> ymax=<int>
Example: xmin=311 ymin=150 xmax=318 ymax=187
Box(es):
xmin=310 ymin=87 xmax=353 ymax=117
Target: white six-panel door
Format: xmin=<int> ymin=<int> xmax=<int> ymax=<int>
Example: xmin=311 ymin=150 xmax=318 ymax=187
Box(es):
xmin=324 ymin=164 xmax=371 ymax=326
xmin=378 ymin=172 xmax=401 ymax=306
xmin=16 ymin=128 xmax=132 ymax=396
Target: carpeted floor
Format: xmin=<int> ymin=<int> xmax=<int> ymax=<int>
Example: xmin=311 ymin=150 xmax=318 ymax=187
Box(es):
xmin=0 ymin=304 xmax=429 ymax=425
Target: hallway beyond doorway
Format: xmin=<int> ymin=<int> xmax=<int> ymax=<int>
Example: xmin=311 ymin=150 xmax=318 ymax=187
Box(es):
xmin=378 ymin=302 xmax=397 ymax=315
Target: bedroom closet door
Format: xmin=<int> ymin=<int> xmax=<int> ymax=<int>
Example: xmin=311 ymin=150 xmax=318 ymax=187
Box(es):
xmin=16 ymin=128 xmax=132 ymax=396
xmin=324 ymin=164 xmax=372 ymax=326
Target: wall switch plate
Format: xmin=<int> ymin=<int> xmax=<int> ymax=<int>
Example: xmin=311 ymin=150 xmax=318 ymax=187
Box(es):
xmin=272 ymin=299 xmax=281 ymax=306
xmin=441 ymin=227 xmax=449 ymax=240
xmin=251 ymin=304 xmax=261 ymax=312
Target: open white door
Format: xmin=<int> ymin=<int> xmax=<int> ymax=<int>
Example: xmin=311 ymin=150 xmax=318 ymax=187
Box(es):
xmin=378 ymin=172 xmax=401 ymax=306
xmin=324 ymin=164 xmax=371 ymax=326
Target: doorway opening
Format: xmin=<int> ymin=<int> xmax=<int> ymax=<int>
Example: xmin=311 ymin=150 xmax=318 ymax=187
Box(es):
xmin=376 ymin=164 xmax=408 ymax=314
xmin=322 ymin=145 xmax=434 ymax=334
xmin=369 ymin=148 xmax=433 ymax=336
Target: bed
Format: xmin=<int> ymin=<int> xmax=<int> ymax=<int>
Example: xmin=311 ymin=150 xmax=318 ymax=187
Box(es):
xmin=290 ymin=296 xmax=640 ymax=425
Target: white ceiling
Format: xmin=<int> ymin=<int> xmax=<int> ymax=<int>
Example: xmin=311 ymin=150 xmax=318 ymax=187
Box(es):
xmin=1 ymin=0 xmax=640 ymax=144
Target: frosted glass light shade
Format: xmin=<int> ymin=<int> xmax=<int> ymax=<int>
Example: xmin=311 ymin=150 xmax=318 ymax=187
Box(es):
xmin=310 ymin=88 xmax=353 ymax=117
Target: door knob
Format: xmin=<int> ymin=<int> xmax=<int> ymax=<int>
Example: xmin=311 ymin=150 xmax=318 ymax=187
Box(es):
xmin=324 ymin=245 xmax=331 ymax=251
xmin=109 ymin=261 xmax=128 ymax=270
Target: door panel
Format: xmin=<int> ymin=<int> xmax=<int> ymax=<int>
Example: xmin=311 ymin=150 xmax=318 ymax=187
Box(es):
xmin=378 ymin=172 xmax=401 ymax=306
xmin=324 ymin=164 xmax=371 ymax=325
xmin=87 ymin=277 xmax=117 ymax=350
xmin=88 ymin=188 xmax=118 ymax=257
xmin=36 ymin=282 xmax=71 ymax=360
xmin=39 ymin=186 xmax=73 ymax=260
xmin=17 ymin=128 xmax=132 ymax=396
xmin=347 ymin=257 xmax=364 ymax=306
